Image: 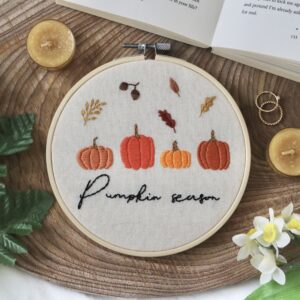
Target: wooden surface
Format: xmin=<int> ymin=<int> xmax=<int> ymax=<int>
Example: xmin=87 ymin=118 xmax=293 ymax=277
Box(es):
xmin=1 ymin=0 xmax=300 ymax=297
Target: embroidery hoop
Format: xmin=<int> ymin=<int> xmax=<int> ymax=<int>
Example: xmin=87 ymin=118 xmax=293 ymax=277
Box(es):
xmin=46 ymin=54 xmax=251 ymax=257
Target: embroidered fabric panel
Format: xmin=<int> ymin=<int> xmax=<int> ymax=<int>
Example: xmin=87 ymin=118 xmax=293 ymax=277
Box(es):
xmin=51 ymin=60 xmax=247 ymax=252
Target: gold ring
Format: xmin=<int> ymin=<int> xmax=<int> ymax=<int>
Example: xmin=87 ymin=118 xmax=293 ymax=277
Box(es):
xmin=258 ymin=101 xmax=283 ymax=126
xmin=255 ymin=91 xmax=280 ymax=113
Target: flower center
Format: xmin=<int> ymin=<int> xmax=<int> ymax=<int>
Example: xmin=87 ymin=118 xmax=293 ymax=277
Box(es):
xmin=263 ymin=223 xmax=277 ymax=243
xmin=287 ymin=218 xmax=300 ymax=231
xmin=247 ymin=228 xmax=256 ymax=236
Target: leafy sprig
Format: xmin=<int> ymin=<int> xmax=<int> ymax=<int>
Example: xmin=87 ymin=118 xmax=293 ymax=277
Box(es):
xmin=0 ymin=113 xmax=53 ymax=266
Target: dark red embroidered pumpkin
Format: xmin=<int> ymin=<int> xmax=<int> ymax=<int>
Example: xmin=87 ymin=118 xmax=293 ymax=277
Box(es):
xmin=120 ymin=124 xmax=155 ymax=170
xmin=197 ymin=130 xmax=230 ymax=170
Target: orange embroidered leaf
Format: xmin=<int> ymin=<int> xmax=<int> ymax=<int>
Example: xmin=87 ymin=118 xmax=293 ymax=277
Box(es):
xmin=200 ymin=96 xmax=216 ymax=117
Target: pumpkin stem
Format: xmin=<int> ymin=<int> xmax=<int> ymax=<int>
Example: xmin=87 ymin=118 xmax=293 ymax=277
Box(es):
xmin=211 ymin=130 xmax=216 ymax=140
xmin=93 ymin=137 xmax=98 ymax=147
xmin=172 ymin=141 xmax=179 ymax=151
xmin=134 ymin=124 xmax=140 ymax=138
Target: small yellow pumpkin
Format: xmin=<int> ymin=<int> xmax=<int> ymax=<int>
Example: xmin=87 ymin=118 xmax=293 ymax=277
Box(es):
xmin=160 ymin=141 xmax=191 ymax=169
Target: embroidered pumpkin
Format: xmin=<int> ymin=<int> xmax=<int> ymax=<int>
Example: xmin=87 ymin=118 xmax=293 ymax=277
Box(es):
xmin=120 ymin=124 xmax=155 ymax=170
xmin=77 ymin=137 xmax=113 ymax=170
xmin=197 ymin=130 xmax=230 ymax=170
xmin=160 ymin=141 xmax=191 ymax=169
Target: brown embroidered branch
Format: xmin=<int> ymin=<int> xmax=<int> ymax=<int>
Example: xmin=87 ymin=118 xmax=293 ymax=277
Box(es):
xmin=199 ymin=96 xmax=216 ymax=117
xmin=158 ymin=110 xmax=176 ymax=133
xmin=81 ymin=99 xmax=106 ymax=125
xmin=169 ymin=77 xmax=180 ymax=97
xmin=119 ymin=82 xmax=140 ymax=100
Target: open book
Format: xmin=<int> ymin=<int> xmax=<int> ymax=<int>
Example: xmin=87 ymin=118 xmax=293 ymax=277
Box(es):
xmin=56 ymin=0 xmax=300 ymax=82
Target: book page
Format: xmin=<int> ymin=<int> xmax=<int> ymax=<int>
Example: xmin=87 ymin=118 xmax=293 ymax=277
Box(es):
xmin=57 ymin=0 xmax=224 ymax=47
xmin=212 ymin=0 xmax=300 ymax=62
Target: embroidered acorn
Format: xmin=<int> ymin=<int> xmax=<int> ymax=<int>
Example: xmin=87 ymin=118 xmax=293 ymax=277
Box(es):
xmin=160 ymin=141 xmax=191 ymax=169
xmin=120 ymin=124 xmax=155 ymax=170
xmin=77 ymin=137 xmax=113 ymax=170
xmin=197 ymin=130 xmax=230 ymax=170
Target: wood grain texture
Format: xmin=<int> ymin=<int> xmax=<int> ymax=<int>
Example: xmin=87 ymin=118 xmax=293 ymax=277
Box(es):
xmin=0 ymin=0 xmax=300 ymax=297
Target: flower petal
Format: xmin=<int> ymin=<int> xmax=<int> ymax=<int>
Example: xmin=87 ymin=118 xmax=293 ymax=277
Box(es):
xmin=291 ymin=229 xmax=300 ymax=236
xmin=250 ymin=254 xmax=264 ymax=270
xmin=257 ymin=248 xmax=277 ymax=273
xmin=237 ymin=246 xmax=250 ymax=261
xmin=269 ymin=208 xmax=275 ymax=222
xmin=277 ymin=255 xmax=287 ymax=264
xmin=232 ymin=234 xmax=247 ymax=247
xmin=250 ymin=230 xmax=263 ymax=240
xmin=260 ymin=272 xmax=272 ymax=285
xmin=276 ymin=232 xmax=291 ymax=248
xmin=256 ymin=236 xmax=271 ymax=247
xmin=254 ymin=216 xmax=269 ymax=230
xmin=281 ymin=203 xmax=293 ymax=220
xmin=272 ymin=268 xmax=286 ymax=285
xmin=274 ymin=217 xmax=284 ymax=232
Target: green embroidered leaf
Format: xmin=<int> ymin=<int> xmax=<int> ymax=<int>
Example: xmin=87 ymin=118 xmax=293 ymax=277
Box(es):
xmin=0 ymin=113 xmax=34 ymax=155
xmin=0 ymin=188 xmax=53 ymax=266
xmin=246 ymin=266 xmax=300 ymax=300
xmin=0 ymin=164 xmax=7 ymax=177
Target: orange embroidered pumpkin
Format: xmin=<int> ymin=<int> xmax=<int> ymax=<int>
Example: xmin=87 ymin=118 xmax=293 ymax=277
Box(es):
xmin=77 ymin=137 xmax=113 ymax=170
xmin=198 ymin=130 xmax=230 ymax=170
xmin=120 ymin=124 xmax=155 ymax=170
xmin=160 ymin=141 xmax=191 ymax=169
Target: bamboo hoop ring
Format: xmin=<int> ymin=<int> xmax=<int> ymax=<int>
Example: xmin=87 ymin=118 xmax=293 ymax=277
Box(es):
xmin=46 ymin=55 xmax=251 ymax=257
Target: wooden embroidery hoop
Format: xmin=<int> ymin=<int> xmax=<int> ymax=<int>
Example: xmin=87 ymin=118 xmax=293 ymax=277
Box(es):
xmin=46 ymin=54 xmax=251 ymax=257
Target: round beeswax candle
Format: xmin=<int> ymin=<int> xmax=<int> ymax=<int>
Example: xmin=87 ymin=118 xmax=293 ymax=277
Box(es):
xmin=27 ymin=20 xmax=75 ymax=70
xmin=267 ymin=128 xmax=300 ymax=176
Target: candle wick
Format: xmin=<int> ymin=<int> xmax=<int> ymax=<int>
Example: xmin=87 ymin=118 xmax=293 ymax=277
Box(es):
xmin=281 ymin=149 xmax=296 ymax=156
xmin=40 ymin=40 xmax=53 ymax=49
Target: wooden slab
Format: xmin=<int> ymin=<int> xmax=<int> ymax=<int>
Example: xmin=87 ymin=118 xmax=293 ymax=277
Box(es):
xmin=1 ymin=0 xmax=300 ymax=297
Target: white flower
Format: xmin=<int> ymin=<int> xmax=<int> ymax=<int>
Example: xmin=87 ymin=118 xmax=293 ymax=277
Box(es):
xmin=281 ymin=202 xmax=300 ymax=236
xmin=232 ymin=228 xmax=259 ymax=260
xmin=251 ymin=208 xmax=290 ymax=254
xmin=250 ymin=246 xmax=286 ymax=285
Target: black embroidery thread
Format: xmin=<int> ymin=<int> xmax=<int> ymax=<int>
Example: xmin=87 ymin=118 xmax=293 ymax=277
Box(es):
xmin=106 ymin=184 xmax=161 ymax=203
xmin=78 ymin=174 xmax=220 ymax=209
xmin=171 ymin=193 xmax=220 ymax=204
xmin=78 ymin=174 xmax=110 ymax=209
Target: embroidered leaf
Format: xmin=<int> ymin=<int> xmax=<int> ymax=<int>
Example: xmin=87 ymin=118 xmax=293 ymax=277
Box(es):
xmin=169 ymin=78 xmax=180 ymax=97
xmin=81 ymin=99 xmax=106 ymax=125
xmin=0 ymin=113 xmax=34 ymax=155
xmin=200 ymin=96 xmax=216 ymax=117
xmin=158 ymin=110 xmax=176 ymax=133
xmin=0 ymin=189 xmax=53 ymax=265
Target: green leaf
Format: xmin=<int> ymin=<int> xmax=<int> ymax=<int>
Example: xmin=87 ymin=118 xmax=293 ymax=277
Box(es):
xmin=0 ymin=188 xmax=53 ymax=266
xmin=0 ymin=233 xmax=27 ymax=254
xmin=0 ymin=113 xmax=34 ymax=155
xmin=7 ymin=223 xmax=33 ymax=236
xmin=0 ymin=246 xmax=16 ymax=266
xmin=0 ymin=164 xmax=7 ymax=177
xmin=246 ymin=267 xmax=300 ymax=300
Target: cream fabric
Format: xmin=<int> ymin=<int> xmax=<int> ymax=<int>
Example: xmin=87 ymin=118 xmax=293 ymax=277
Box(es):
xmin=51 ymin=60 xmax=247 ymax=253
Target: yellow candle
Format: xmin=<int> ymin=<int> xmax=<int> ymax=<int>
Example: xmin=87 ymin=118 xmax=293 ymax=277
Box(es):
xmin=267 ymin=128 xmax=300 ymax=176
xmin=27 ymin=20 xmax=75 ymax=70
